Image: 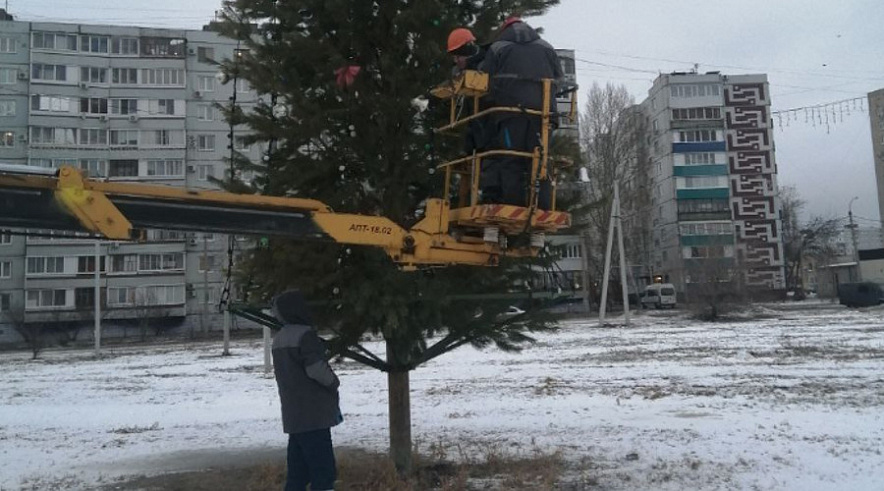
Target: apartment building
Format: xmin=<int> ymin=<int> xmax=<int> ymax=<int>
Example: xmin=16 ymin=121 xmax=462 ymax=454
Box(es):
xmin=0 ymin=17 xmax=261 ymax=343
xmin=869 ymin=89 xmax=884 ymax=225
xmin=639 ymin=72 xmax=786 ymax=298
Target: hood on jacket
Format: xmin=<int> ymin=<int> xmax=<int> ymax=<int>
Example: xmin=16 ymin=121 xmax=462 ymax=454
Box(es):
xmin=497 ymin=21 xmax=540 ymax=45
xmin=271 ymin=289 xmax=314 ymax=327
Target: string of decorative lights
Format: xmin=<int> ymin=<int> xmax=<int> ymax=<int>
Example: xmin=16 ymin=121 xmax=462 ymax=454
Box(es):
xmin=771 ymin=96 xmax=867 ymax=133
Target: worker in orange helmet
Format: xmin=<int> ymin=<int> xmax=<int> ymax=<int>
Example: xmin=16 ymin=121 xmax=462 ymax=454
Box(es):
xmin=447 ymin=27 xmax=485 ymax=74
xmin=446 ymin=27 xmax=493 ymax=166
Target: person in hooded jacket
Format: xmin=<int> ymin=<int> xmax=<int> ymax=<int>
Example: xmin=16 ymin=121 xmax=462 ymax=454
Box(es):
xmin=478 ymin=17 xmax=563 ymax=210
xmin=271 ymin=289 xmax=341 ymax=491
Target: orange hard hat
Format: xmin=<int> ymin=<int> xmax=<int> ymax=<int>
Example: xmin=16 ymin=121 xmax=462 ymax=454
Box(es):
xmin=447 ymin=28 xmax=476 ymax=53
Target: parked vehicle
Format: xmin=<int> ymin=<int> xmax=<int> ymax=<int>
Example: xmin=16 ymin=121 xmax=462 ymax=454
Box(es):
xmin=837 ymin=282 xmax=884 ymax=308
xmin=641 ymin=283 xmax=677 ymax=309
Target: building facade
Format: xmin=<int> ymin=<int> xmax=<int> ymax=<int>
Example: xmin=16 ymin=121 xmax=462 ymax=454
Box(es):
xmin=640 ymin=72 xmax=785 ymax=297
xmin=869 ymin=89 xmax=884 ymax=226
xmin=0 ymin=18 xmax=261 ymax=343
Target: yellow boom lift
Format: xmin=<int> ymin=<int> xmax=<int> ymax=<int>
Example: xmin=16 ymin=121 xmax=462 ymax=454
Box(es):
xmin=0 ymin=73 xmax=572 ymax=270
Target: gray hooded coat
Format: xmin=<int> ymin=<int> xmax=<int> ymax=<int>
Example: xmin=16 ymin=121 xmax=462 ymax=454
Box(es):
xmin=271 ymin=290 xmax=341 ymax=434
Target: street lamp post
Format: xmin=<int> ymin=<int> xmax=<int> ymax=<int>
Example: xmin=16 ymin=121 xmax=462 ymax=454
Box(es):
xmin=848 ymin=197 xmax=861 ymax=281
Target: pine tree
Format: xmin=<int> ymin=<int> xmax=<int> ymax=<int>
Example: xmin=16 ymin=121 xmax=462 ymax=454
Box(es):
xmin=217 ymin=0 xmax=561 ymax=472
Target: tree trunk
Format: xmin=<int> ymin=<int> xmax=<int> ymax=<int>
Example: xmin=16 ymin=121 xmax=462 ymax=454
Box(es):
xmin=386 ymin=344 xmax=412 ymax=474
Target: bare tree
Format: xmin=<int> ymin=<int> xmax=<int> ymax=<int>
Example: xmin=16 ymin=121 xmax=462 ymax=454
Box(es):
xmin=685 ymin=255 xmax=746 ymax=321
xmin=578 ymin=83 xmax=651 ymax=294
xmin=780 ymin=186 xmax=841 ymax=296
xmin=8 ymin=309 xmax=64 ymax=359
xmin=128 ymin=290 xmax=175 ymax=342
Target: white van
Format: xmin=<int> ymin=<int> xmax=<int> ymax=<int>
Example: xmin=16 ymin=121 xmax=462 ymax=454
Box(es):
xmin=641 ymin=283 xmax=677 ymax=309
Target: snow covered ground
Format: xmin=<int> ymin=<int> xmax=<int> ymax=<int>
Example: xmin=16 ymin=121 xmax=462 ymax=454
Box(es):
xmin=2 ymin=303 xmax=883 ymax=490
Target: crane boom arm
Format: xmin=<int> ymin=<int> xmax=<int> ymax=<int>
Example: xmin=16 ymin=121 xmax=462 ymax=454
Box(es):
xmin=0 ymin=165 xmax=548 ymax=269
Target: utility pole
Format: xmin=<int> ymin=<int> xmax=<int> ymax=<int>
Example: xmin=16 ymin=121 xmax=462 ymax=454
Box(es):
xmin=849 ymin=197 xmax=861 ymax=282
xmin=580 ymin=233 xmax=591 ymax=313
xmin=93 ymin=241 xmax=101 ymax=355
xmin=599 ymin=181 xmax=630 ymax=325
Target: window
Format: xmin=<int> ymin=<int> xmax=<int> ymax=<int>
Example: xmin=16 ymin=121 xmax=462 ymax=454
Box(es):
xmin=195 ymin=286 xmax=216 ymax=304
xmin=197 ymin=104 xmax=214 ymax=121
xmin=197 ymin=76 xmax=215 ymax=92
xmin=677 ymin=176 xmax=729 ymax=189
xmin=0 ymin=68 xmax=17 ymax=84
xmin=79 ymin=128 xmax=107 ymax=146
xmin=140 ymin=37 xmax=185 ymax=58
xmin=142 ymin=130 xmax=182 ymax=148
xmin=197 ymin=134 xmax=215 ymax=151
xmin=678 ymin=129 xmax=719 ymax=143
xmin=146 ymin=159 xmax=184 ymax=177
xmin=0 ymin=100 xmax=15 ymax=116
xmin=0 ymin=231 xmax=11 ymax=244
xmin=108 ymin=159 xmax=138 ymax=177
xmin=77 ymin=256 xmax=106 ymax=273
xmin=196 ymin=46 xmax=215 ymax=63
xmin=110 ymin=254 xmax=137 ymax=273
xmin=236 ymin=78 xmax=250 ymax=93
xmin=0 ymin=261 xmax=10 ymax=278
xmin=141 ymin=68 xmax=184 ymax=86
xmin=140 ymin=285 xmax=185 ymax=305
xmin=32 ymin=32 xmax=78 ymax=51
xmin=677 ymin=198 xmax=730 ymax=215
xmin=198 ymin=164 xmax=214 ymax=181
xmin=682 ymin=153 xmax=718 ymax=165
xmin=112 ymin=68 xmax=138 ymax=85
xmin=110 ymin=98 xmax=138 ymax=115
xmin=109 ymin=130 xmax=138 ymax=147
xmin=80 ymin=67 xmax=108 ymax=84
xmin=75 ymin=288 xmax=98 ymax=309
xmin=30 ymin=127 xmax=77 ymax=145
xmin=0 ymin=293 xmax=9 ymax=311
xmin=32 ymin=63 xmax=68 ymax=82
xmin=684 ymin=245 xmax=734 ymax=259
xmin=0 ymin=131 xmax=14 ymax=147
xmin=26 ymin=289 xmax=67 ymax=308
xmin=26 ymin=256 xmax=65 ymax=275
xmin=31 ymin=95 xmax=72 ymax=112
xmin=672 ymin=107 xmax=721 ymax=121
xmin=679 ymin=222 xmax=733 ymax=236
xmin=139 ymin=252 xmax=184 ymax=271
xmin=79 ymin=159 xmax=107 ymax=177
xmin=146 ymin=230 xmax=185 ymax=241
xmin=670 ymin=84 xmax=721 ymax=98
xmin=80 ymin=97 xmax=109 ymax=114
xmin=0 ymin=36 xmax=16 ymax=53
xmin=107 ymin=287 xmax=135 ymax=306
xmin=80 ymin=35 xmax=109 ymax=54
xmin=234 ymin=136 xmax=251 ymax=151
xmin=199 ymin=254 xmax=218 ymax=272
xmin=111 ymin=37 xmax=139 ymax=55
xmin=557 ymin=244 xmax=581 ymax=259
xmin=148 ymin=99 xmax=176 ymax=115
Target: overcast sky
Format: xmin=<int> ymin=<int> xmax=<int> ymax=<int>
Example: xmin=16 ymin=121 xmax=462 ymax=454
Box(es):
xmin=13 ymin=0 xmax=884 ymax=226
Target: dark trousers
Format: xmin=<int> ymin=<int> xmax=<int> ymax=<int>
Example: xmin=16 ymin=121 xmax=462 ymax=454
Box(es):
xmin=286 ymin=428 xmax=336 ymax=491
xmin=479 ymin=115 xmax=552 ymax=209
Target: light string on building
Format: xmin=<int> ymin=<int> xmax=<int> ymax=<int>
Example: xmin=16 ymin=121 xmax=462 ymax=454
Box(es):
xmin=771 ymin=96 xmax=866 ymax=133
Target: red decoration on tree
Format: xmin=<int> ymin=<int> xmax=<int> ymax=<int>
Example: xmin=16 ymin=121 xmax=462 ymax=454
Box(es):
xmin=334 ymin=65 xmax=361 ymax=89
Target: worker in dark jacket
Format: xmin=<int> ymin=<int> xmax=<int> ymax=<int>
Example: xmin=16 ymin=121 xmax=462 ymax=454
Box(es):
xmin=271 ymin=290 xmax=341 ymax=491
xmin=478 ymin=17 xmax=562 ymax=211
xmin=447 ymin=27 xmax=491 ymax=155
